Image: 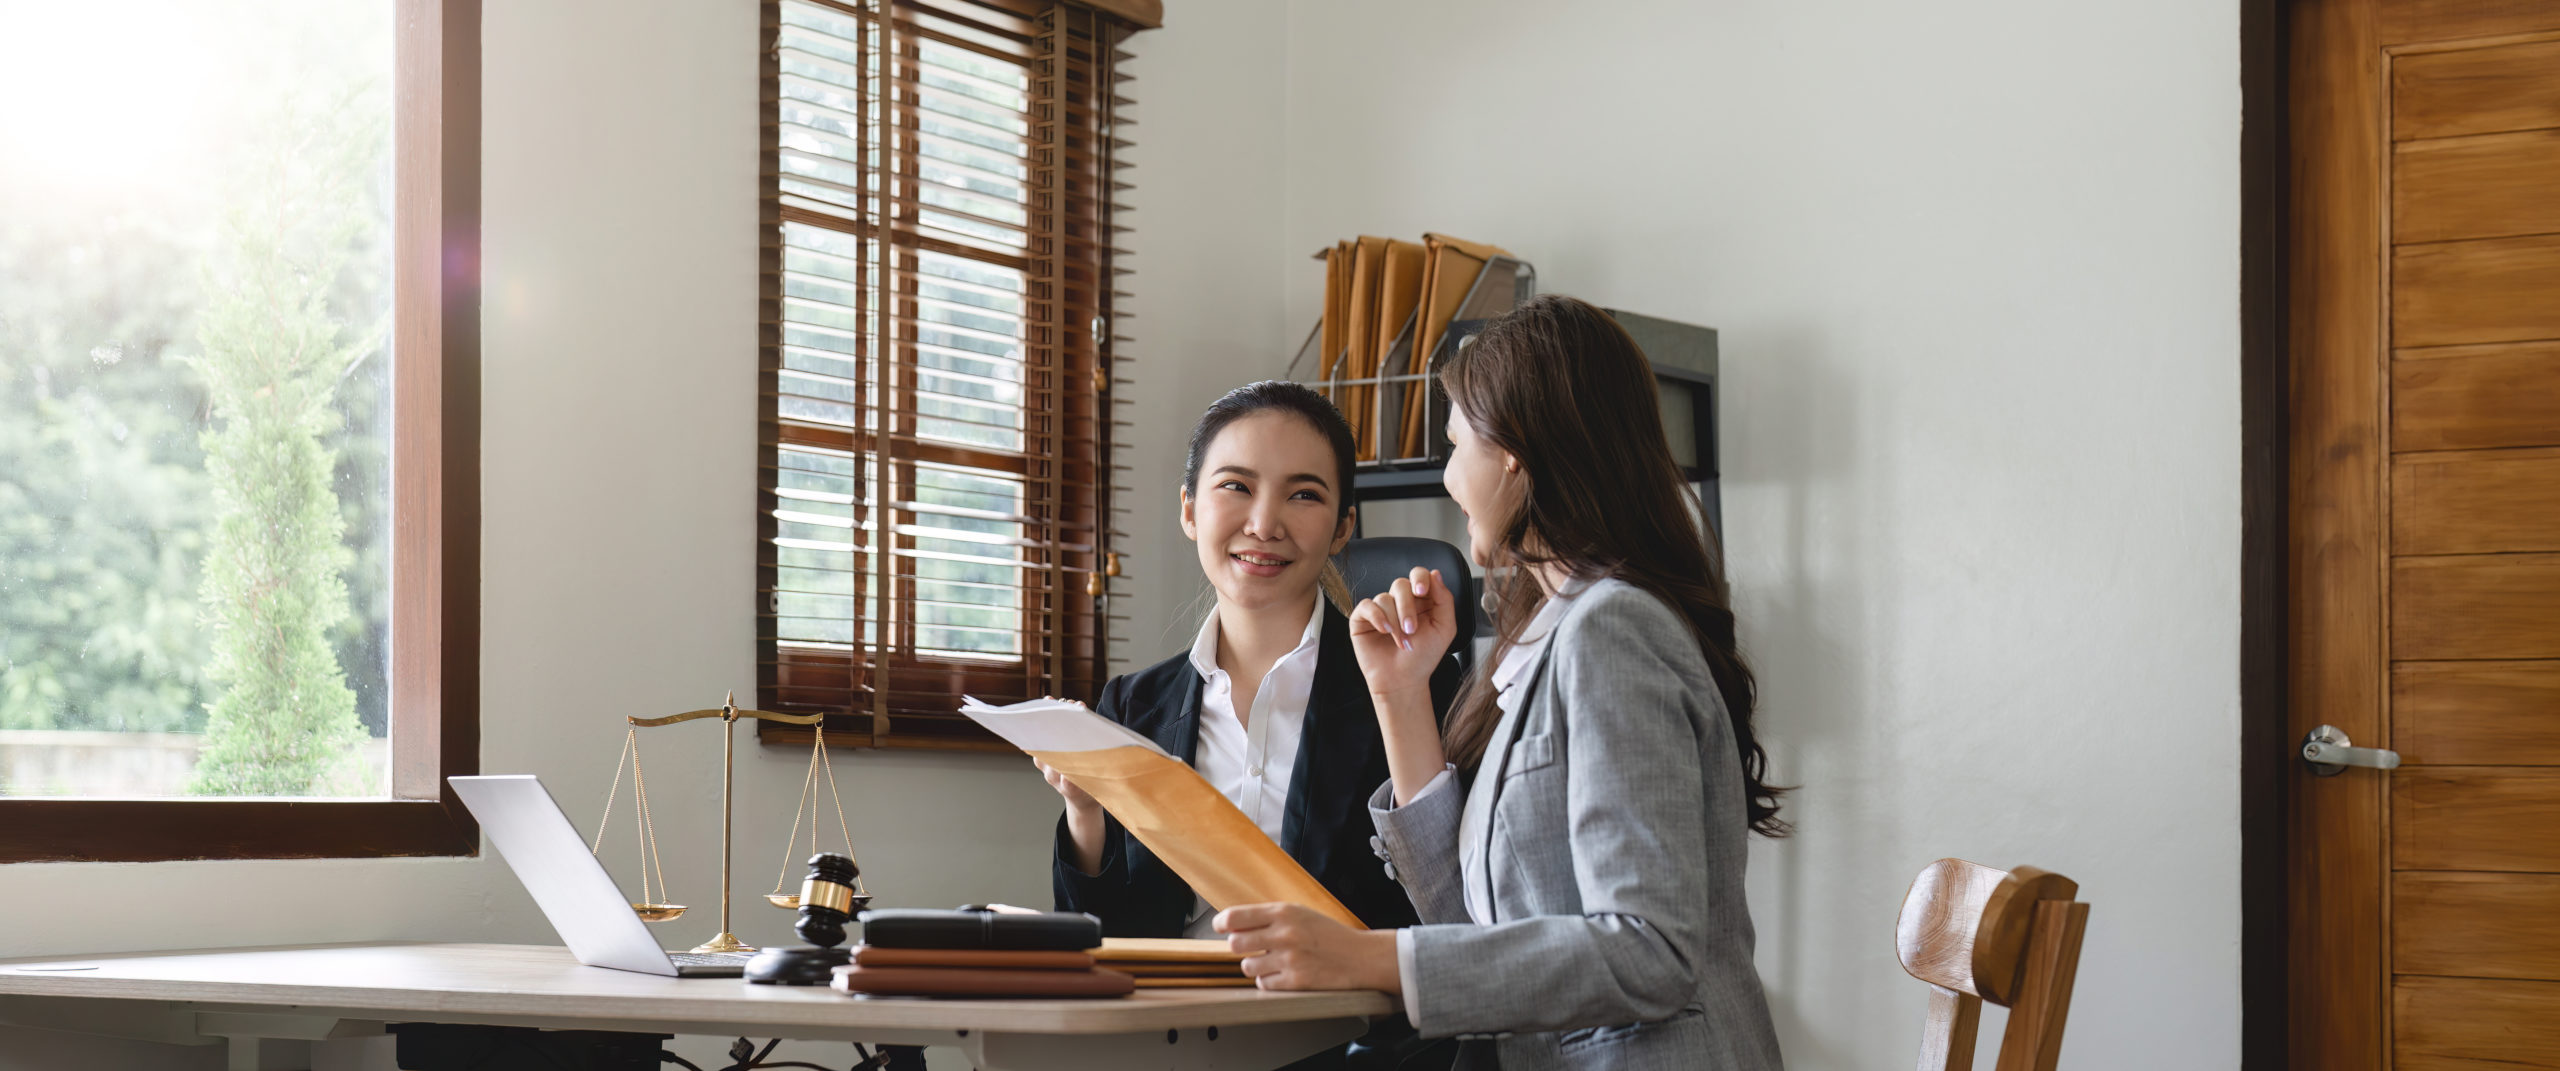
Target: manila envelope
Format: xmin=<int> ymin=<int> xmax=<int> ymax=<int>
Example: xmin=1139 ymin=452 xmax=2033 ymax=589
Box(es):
xmin=1027 ymin=744 xmax=1364 ymax=930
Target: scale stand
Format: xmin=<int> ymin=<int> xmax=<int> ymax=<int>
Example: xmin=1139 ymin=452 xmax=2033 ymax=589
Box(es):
xmin=622 ymin=693 xmax=826 ymax=954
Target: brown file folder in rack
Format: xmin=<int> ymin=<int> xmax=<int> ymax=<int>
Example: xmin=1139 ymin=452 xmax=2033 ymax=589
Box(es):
xmin=1296 ymin=243 xmax=1535 ymax=467
xmin=1403 ymin=234 xmax=1511 ymax=458
xmin=1338 ymin=237 xmax=1392 ymax=462
xmin=1368 ymin=240 xmax=1427 ymax=461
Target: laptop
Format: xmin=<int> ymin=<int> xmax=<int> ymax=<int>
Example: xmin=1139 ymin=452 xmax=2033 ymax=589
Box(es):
xmin=450 ymin=774 xmax=754 ymax=978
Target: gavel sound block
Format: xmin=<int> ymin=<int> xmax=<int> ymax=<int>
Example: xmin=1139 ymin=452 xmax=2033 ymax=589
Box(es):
xmin=745 ymin=852 xmax=866 ymax=985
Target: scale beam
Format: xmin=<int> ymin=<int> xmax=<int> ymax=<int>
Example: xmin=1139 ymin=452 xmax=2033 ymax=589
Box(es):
xmin=627 ymin=708 xmax=822 ymax=727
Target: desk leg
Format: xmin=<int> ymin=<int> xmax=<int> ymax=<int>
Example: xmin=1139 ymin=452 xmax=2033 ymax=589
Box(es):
xmin=965 ymin=1017 xmax=1367 ymax=1071
xmin=198 ymin=1012 xmax=383 ymax=1071
xmin=224 ymin=1037 xmax=303 ymax=1071
xmin=388 ymin=1024 xmax=671 ymax=1071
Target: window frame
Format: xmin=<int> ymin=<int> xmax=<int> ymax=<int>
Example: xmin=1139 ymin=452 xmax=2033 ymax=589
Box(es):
xmin=0 ymin=0 xmax=482 ymax=864
xmin=758 ymin=0 xmax=1139 ymax=751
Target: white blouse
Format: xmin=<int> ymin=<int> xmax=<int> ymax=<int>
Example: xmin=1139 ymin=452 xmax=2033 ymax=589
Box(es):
xmin=1179 ymin=593 xmax=1325 ymax=937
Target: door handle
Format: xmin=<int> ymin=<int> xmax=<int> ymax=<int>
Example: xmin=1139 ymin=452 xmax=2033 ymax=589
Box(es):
xmin=2301 ymin=724 xmax=2400 ymax=776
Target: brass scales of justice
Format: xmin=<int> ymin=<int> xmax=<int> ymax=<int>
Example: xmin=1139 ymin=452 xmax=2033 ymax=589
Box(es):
xmin=588 ymin=692 xmax=873 ymax=954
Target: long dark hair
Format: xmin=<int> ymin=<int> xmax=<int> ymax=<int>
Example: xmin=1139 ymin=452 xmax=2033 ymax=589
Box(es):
xmin=1181 ymin=380 xmax=1358 ymax=612
xmin=1441 ymin=296 xmax=1787 ymax=837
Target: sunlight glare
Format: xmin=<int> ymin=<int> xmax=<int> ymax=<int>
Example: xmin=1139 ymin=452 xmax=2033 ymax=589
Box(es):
xmin=0 ymin=0 xmax=225 ymax=204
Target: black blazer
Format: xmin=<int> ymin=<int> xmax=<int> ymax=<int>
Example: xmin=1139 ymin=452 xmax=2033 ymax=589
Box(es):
xmin=1053 ymin=601 xmax=1464 ymax=937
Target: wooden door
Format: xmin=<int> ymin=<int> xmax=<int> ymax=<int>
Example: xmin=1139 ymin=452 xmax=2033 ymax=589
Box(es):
xmin=2289 ymin=1 xmax=2560 ymax=1067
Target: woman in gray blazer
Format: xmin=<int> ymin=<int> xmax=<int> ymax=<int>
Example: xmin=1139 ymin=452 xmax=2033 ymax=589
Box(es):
xmin=1215 ymin=296 xmax=1787 ymax=1070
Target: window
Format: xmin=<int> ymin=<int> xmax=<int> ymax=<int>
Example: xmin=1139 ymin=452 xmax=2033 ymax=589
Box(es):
xmin=758 ymin=0 xmax=1154 ymax=750
xmin=0 ymin=0 xmax=478 ymax=862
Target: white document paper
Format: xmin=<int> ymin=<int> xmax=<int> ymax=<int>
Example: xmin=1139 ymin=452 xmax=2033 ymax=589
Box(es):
xmin=958 ymin=696 xmax=1168 ymax=757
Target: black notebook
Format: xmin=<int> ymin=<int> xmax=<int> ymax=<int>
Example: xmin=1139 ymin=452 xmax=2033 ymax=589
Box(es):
xmin=856 ymin=908 xmax=1102 ymax=951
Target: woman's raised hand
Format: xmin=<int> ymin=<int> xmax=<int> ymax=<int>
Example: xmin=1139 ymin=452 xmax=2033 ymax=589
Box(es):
xmin=1348 ymin=566 xmax=1458 ymax=696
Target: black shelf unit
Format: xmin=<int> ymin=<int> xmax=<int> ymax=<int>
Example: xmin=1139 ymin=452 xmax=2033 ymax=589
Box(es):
xmin=1350 ymin=308 xmax=1721 ymax=541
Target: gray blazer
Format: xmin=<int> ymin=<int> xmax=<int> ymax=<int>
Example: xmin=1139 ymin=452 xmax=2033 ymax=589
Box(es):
xmin=1367 ymin=578 xmax=1782 ymax=1071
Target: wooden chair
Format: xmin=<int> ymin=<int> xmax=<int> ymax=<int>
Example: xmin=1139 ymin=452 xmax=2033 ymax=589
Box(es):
xmin=1896 ymin=859 xmax=2091 ymax=1071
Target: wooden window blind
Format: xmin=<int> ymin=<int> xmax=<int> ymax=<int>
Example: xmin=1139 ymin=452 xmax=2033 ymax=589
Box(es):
xmin=758 ymin=0 xmax=1152 ymax=751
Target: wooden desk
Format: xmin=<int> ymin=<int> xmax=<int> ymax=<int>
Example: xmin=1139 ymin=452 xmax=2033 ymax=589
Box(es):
xmin=0 ymin=943 xmax=1393 ymax=1070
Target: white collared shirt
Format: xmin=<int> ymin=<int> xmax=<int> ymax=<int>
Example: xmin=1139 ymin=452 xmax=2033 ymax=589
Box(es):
xmin=1486 ymin=577 xmax=1584 ymax=720
xmin=1458 ymin=576 xmax=1583 ymax=924
xmin=1180 ymin=593 xmax=1325 ymax=937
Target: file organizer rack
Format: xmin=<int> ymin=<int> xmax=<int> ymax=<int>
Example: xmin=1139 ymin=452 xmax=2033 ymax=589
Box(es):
xmin=1292 ymin=275 xmax=1724 ymax=541
xmin=1286 ymin=253 xmax=1539 ymax=472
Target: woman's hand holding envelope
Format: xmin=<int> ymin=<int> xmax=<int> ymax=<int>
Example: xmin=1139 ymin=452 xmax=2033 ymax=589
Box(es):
xmin=1038 ymin=758 xmax=1107 ymax=875
xmin=1037 ymin=758 xmax=1100 ymax=812
xmin=1214 ymin=902 xmax=1400 ymax=994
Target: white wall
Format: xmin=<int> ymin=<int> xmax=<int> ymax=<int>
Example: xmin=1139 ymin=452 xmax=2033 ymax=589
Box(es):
xmin=2 ymin=0 xmax=2241 ymax=1067
xmin=1112 ymin=2 xmax=1295 ymax=665
xmin=1270 ymin=0 xmax=2243 ymax=1067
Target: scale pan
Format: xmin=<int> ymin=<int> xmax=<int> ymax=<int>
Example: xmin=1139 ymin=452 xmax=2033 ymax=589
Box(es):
xmin=632 ymin=903 xmax=688 ymax=922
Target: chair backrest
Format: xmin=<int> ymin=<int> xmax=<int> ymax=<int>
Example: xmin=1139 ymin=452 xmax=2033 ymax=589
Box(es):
xmin=1332 ymin=537 xmax=1475 ymax=677
xmin=1896 ymin=859 xmax=2091 ymax=1071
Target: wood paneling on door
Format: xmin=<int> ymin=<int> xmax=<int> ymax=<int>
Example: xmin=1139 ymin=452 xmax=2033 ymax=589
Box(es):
xmin=2393 ymin=554 xmax=2560 ymax=660
xmin=2396 ymin=871 xmax=2560 ymax=980
xmin=2395 ymin=768 xmax=2560 ymax=871
xmin=2393 ymin=448 xmax=2560 ymax=555
xmin=2394 ymin=660 xmax=2560 ymax=764
xmin=2392 ymin=37 xmax=2560 ymax=138
xmin=2394 ymin=975 xmax=2560 ymax=1069
xmin=2382 ymin=0 xmax=2560 ymax=48
xmin=2394 ymin=130 xmax=2560 ymax=243
xmin=2394 ymin=234 xmax=2560 ymax=348
xmin=2393 ymin=342 xmax=2560 ymax=450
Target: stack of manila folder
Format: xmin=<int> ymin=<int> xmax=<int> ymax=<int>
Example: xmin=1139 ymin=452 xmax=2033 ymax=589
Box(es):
xmin=1097 ymin=937 xmax=1253 ymax=989
xmin=1320 ymin=233 xmax=1514 ymax=462
xmin=833 ymin=938 xmax=1248 ymax=995
xmin=832 ymin=945 xmax=1136 ymax=998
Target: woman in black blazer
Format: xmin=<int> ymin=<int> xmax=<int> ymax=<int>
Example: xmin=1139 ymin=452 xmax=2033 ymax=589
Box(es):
xmin=1042 ymin=381 xmax=1459 ymax=1068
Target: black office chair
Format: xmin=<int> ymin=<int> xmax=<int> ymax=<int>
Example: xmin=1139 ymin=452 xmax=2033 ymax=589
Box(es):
xmin=1332 ymin=536 xmax=1477 ymax=679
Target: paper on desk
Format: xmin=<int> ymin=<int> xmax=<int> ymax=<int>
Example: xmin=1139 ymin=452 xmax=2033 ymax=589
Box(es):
xmin=959 ymin=696 xmax=1363 ymax=930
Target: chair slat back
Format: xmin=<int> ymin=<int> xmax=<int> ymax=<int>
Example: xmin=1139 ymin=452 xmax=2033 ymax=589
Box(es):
xmin=1993 ymin=898 xmax=2090 ymax=1071
xmin=1896 ymin=859 xmax=2089 ymax=1071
